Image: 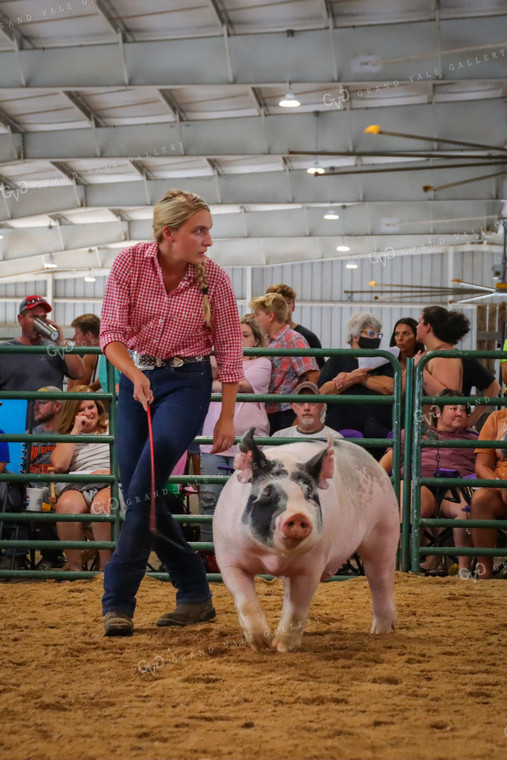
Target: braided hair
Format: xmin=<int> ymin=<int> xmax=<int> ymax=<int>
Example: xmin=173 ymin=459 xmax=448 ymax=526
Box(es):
xmin=153 ymin=189 xmax=211 ymax=327
xmin=195 ymin=260 xmax=211 ymax=327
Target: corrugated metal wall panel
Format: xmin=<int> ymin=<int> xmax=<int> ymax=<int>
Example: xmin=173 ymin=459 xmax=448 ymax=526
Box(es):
xmin=223 ymin=267 xmax=245 ymax=300
xmin=53 ymin=277 xmax=107 ymax=299
xmin=0 ymin=256 xmax=485 ymax=348
xmin=246 ymin=257 xmax=480 ymax=349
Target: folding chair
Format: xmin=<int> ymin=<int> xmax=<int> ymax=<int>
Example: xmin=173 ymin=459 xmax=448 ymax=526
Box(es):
xmin=420 ymin=468 xmax=475 ymax=571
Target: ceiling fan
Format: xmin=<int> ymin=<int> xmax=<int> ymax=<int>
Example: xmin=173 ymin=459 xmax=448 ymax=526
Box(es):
xmin=451 ymin=218 xmax=507 ymax=303
xmin=344 ymin=220 xmax=507 ymax=304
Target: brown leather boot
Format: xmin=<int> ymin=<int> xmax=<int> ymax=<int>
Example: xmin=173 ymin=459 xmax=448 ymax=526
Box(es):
xmin=156 ymin=600 xmax=216 ymax=627
xmin=104 ymin=611 xmax=133 ymax=637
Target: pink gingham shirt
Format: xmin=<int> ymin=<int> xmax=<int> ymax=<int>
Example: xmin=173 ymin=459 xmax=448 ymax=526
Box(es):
xmin=266 ymin=324 xmax=319 ymax=413
xmin=100 ymin=241 xmax=244 ymax=383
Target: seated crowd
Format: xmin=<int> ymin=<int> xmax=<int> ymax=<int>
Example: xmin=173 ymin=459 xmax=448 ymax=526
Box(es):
xmin=0 ymin=291 xmax=506 ymax=578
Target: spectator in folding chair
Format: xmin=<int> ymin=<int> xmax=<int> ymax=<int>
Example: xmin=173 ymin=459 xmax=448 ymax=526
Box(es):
xmin=470 ymin=407 xmax=507 ymax=578
xmin=379 ymin=390 xmax=477 ymax=575
xmin=28 ymin=387 xmax=67 ymax=570
xmin=272 ymin=381 xmax=343 ymax=443
xmin=51 ymin=386 xmax=112 ymax=572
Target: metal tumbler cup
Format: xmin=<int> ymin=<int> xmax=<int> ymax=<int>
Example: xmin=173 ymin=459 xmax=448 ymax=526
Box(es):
xmin=33 ymin=317 xmax=59 ymax=342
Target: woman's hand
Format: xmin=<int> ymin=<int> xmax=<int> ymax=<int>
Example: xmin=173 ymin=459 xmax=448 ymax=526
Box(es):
xmin=333 ymin=372 xmax=347 ymax=391
xmin=71 ymin=412 xmax=89 ymax=435
xmin=334 ymin=368 xmax=368 ymax=391
xmin=211 ymin=416 xmax=236 ymax=454
xmin=413 ymin=350 xmax=424 ymax=367
xmin=132 ymin=369 xmax=154 ymax=410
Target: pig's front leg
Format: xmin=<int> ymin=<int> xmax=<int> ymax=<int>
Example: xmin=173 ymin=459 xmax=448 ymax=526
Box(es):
xmin=273 ymin=573 xmax=321 ymax=652
xmin=220 ymin=566 xmax=272 ymax=651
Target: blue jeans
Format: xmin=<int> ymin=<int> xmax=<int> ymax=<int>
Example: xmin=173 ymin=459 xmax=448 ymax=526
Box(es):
xmin=102 ymin=362 xmax=212 ymax=617
xmin=199 ymin=452 xmax=234 ymax=543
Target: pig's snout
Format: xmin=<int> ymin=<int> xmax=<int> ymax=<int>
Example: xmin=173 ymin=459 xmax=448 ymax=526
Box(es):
xmin=280 ymin=513 xmax=312 ymax=541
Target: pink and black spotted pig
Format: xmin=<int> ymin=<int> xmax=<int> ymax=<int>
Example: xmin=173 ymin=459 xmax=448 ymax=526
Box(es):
xmin=213 ymin=429 xmax=399 ymax=652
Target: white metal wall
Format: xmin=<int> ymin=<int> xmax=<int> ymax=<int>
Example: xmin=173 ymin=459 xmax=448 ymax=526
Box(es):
xmin=0 ymin=250 xmax=497 ymax=348
xmin=250 ymin=255 xmax=482 ymax=349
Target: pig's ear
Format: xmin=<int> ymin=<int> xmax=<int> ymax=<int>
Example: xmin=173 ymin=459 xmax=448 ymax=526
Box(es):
xmin=239 ymin=427 xmax=272 ymax=480
xmin=304 ymin=442 xmax=335 ymax=490
xmin=234 ymin=451 xmax=253 ymax=483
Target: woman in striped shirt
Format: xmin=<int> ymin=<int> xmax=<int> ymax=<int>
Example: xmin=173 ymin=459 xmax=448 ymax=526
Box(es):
xmin=51 ymin=387 xmax=112 ymax=572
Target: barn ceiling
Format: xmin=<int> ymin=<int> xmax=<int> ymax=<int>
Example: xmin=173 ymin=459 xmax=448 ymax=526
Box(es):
xmin=0 ymin=0 xmax=505 ymax=285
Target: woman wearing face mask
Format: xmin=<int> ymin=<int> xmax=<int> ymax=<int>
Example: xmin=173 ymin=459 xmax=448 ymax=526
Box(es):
xmin=318 ymin=312 xmax=394 ymax=449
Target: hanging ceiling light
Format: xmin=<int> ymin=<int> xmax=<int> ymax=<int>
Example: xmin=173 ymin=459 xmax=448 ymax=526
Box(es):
xmin=336 ymin=244 xmax=350 ymax=252
xmin=307 ymin=162 xmax=325 ymax=175
xmin=307 ymin=112 xmax=325 ymax=174
xmin=279 ymin=30 xmax=300 ymax=108
xmin=323 ymin=208 xmax=339 ymax=220
xmin=279 ymin=88 xmax=301 ymax=108
xmin=84 ymin=273 xmax=96 ymax=283
xmin=345 ymin=262 xmax=358 ymax=269
xmin=43 ymin=255 xmax=57 ymax=269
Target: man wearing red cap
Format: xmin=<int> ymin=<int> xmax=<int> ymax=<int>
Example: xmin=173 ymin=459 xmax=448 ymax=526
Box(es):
xmin=0 ymin=297 xmax=85 ymax=570
xmin=0 ymin=295 xmax=85 ymax=391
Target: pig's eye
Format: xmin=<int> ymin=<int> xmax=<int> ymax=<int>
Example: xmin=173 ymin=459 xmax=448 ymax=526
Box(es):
xmin=261 ymin=484 xmax=275 ymax=500
xmin=298 ymin=480 xmax=316 ymax=501
xmin=301 ymin=483 xmax=312 ymax=498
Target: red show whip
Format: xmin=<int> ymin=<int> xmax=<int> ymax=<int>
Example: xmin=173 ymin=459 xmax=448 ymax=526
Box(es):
xmin=146 ymin=404 xmax=157 ymax=532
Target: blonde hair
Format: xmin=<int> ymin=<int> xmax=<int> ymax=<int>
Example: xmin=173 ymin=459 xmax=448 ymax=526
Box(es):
xmin=241 ymin=314 xmax=266 ymax=347
xmin=57 ymin=385 xmax=108 ymax=435
xmin=250 ymin=293 xmax=288 ymax=324
xmin=152 ymin=189 xmax=212 ymax=327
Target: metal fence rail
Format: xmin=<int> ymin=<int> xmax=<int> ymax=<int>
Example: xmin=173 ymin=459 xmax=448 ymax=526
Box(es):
xmin=2 ymin=343 xmax=505 ymax=580
xmin=0 ymin=344 xmax=402 ymax=581
xmin=410 ymin=349 xmax=507 ymax=574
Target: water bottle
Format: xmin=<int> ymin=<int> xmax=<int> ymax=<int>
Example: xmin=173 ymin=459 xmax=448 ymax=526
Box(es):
xmin=33 ymin=317 xmax=59 ymax=342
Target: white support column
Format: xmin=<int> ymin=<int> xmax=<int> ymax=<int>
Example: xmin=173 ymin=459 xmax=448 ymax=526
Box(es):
xmin=245 ymin=266 xmax=252 ymax=308
xmin=447 ymin=245 xmax=454 ymax=306
xmin=45 ymin=272 xmax=54 ymax=306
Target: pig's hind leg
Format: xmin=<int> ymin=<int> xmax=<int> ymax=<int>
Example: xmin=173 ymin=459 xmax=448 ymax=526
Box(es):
xmin=358 ymin=521 xmax=398 ymax=635
xmin=220 ymin=566 xmax=272 ymax=651
xmin=273 ymin=572 xmax=321 ymax=652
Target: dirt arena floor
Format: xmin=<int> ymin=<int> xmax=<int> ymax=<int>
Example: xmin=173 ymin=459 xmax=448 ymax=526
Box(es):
xmin=0 ymin=572 xmax=505 ymax=760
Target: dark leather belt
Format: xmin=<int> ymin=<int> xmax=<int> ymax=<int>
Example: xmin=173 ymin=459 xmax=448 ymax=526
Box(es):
xmin=130 ymin=351 xmax=210 ymax=370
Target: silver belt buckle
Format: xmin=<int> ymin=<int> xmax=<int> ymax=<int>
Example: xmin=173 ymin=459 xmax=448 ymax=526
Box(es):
xmin=172 ymin=356 xmax=184 ymax=367
xmin=131 ymin=351 xmax=154 ymax=370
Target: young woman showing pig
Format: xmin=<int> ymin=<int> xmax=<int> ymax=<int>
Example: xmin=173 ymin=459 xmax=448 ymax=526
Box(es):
xmin=99 ymin=189 xmax=243 ymax=636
